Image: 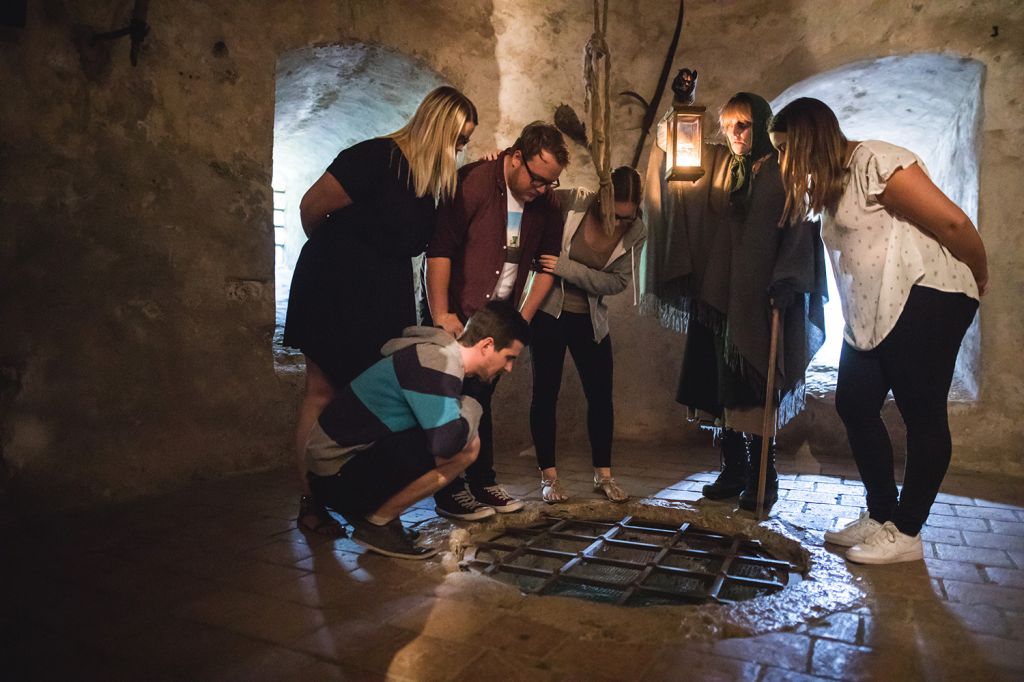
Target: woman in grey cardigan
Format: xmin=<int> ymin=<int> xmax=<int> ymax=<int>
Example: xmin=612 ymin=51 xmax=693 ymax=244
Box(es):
xmin=531 ymin=167 xmax=647 ymax=503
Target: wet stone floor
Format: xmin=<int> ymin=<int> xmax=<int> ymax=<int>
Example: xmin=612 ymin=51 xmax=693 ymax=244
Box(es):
xmin=4 ymin=441 xmax=1024 ymax=681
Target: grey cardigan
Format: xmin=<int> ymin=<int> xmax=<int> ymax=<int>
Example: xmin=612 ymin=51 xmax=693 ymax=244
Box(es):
xmin=538 ymin=188 xmax=648 ymax=341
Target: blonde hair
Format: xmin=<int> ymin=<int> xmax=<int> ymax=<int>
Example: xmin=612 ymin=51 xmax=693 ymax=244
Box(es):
xmin=718 ymin=97 xmax=752 ymax=137
xmin=768 ymin=98 xmax=848 ymax=226
xmin=386 ymin=86 xmax=478 ymax=201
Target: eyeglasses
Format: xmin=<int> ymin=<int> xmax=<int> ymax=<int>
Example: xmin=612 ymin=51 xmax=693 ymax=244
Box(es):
xmin=522 ymin=156 xmax=560 ymax=189
xmin=614 ymin=211 xmax=637 ymax=224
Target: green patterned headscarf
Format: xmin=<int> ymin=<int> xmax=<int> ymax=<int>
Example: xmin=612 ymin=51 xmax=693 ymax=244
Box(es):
xmin=726 ymin=92 xmax=775 ymax=202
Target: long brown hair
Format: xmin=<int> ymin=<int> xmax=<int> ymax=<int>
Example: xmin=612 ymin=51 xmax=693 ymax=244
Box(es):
xmin=768 ymin=97 xmax=848 ymax=226
xmin=387 ymin=86 xmax=478 ymax=201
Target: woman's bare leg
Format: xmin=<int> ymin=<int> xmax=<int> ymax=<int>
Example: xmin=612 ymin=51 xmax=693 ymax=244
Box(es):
xmin=296 ymin=357 xmax=342 ymax=534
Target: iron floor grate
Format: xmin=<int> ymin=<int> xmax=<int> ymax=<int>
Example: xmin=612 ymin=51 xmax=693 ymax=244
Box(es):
xmin=465 ymin=515 xmax=799 ymax=606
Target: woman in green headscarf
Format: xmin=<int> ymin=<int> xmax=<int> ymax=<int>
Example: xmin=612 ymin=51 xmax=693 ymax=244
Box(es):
xmin=643 ymin=92 xmax=827 ymax=511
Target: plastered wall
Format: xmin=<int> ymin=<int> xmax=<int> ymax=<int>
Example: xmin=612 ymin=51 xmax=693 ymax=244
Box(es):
xmin=1 ymin=0 xmax=1021 ymax=510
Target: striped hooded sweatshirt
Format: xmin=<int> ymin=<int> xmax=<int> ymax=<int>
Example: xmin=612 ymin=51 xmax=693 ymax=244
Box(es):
xmin=305 ymin=327 xmax=483 ymax=477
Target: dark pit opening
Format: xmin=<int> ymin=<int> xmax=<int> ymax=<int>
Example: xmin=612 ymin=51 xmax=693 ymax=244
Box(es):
xmin=464 ymin=514 xmax=801 ymax=607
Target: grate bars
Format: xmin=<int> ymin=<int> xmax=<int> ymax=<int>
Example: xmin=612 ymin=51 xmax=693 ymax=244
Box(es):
xmin=466 ymin=515 xmax=797 ymax=606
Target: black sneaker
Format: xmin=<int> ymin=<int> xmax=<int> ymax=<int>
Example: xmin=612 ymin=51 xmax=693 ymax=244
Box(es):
xmin=435 ymin=485 xmax=497 ymax=521
xmin=469 ymin=483 xmax=525 ymax=513
xmin=351 ymin=519 xmax=437 ymax=560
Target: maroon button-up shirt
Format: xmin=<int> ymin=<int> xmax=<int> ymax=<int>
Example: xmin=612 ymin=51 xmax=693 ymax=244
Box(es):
xmin=427 ymin=150 xmax=563 ymax=320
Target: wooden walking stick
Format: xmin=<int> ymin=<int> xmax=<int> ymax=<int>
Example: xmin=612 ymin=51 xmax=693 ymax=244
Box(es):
xmin=756 ymin=308 xmax=781 ymax=520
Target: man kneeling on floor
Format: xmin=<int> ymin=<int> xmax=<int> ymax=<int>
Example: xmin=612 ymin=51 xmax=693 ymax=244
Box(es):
xmin=305 ymin=301 xmax=530 ymax=559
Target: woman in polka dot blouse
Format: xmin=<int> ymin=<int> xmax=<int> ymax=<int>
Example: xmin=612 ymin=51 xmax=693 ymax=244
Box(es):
xmin=769 ymin=97 xmax=988 ymax=565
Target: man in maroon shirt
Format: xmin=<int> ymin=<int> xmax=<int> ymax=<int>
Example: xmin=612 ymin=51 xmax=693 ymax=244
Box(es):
xmin=426 ymin=121 xmax=569 ymax=519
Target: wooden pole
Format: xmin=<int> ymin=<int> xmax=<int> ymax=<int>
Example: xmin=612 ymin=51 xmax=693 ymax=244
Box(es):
xmin=756 ymin=308 xmax=781 ymax=520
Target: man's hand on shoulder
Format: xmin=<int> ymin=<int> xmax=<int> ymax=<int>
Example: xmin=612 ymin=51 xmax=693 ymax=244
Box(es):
xmin=435 ymin=313 xmax=464 ymax=337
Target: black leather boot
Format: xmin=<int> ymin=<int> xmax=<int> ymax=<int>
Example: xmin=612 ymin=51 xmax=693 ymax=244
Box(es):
xmin=739 ymin=435 xmax=778 ymax=511
xmin=702 ymin=429 xmax=748 ymax=499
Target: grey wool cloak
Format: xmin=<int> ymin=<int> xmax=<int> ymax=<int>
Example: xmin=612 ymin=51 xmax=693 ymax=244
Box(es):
xmin=640 ymin=136 xmax=827 ymax=426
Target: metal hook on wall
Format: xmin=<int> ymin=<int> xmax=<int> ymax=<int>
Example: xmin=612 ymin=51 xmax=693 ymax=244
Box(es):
xmin=92 ymin=0 xmax=150 ymax=66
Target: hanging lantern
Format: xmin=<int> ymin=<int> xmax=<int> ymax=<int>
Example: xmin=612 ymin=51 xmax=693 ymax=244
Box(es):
xmin=663 ymin=103 xmax=705 ymax=182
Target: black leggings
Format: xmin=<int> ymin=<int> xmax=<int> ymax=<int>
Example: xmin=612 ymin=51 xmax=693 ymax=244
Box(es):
xmin=530 ymin=311 xmax=614 ymax=470
xmin=835 ymin=286 xmax=977 ymax=536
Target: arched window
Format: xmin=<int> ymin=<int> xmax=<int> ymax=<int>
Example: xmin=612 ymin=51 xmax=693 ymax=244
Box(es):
xmin=271 ymin=44 xmax=446 ymax=365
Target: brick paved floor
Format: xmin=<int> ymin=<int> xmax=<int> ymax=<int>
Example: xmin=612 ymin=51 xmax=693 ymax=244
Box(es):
xmin=4 ymin=440 xmax=1023 ymax=680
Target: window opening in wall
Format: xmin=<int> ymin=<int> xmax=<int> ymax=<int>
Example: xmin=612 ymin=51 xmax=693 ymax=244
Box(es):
xmin=271 ymin=43 xmax=447 ymax=369
xmin=773 ymin=53 xmax=984 ymax=400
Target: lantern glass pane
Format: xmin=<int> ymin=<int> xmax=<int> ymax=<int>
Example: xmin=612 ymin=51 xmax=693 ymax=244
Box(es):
xmin=674 ymin=117 xmax=700 ymax=168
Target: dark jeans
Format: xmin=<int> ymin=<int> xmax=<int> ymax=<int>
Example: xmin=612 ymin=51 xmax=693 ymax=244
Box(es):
xmin=434 ymin=374 xmax=498 ymax=499
xmin=530 ymin=311 xmax=614 ymax=470
xmin=835 ymin=285 xmax=978 ymax=536
xmin=309 ymin=429 xmax=434 ymax=520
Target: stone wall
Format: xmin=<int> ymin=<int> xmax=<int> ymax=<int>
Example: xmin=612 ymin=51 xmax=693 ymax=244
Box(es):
xmin=1 ymin=0 xmax=1021 ymax=510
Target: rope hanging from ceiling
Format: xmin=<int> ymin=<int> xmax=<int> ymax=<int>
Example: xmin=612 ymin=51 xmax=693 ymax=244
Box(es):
xmin=584 ymin=0 xmax=615 ymax=236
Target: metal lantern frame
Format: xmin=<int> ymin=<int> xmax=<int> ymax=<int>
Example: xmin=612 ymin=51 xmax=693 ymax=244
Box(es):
xmin=664 ymin=103 xmax=706 ymax=182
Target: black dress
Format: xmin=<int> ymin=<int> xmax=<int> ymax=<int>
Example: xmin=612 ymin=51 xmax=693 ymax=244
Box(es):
xmin=283 ymin=138 xmax=436 ymax=387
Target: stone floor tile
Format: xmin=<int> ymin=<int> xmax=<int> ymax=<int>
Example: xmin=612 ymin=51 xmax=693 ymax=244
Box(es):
xmin=760 ymin=668 xmax=835 ymax=682
xmin=546 ymin=637 xmax=659 ymax=681
xmin=921 ymin=601 xmax=1010 ymax=638
xmin=242 ymin=539 xmax=317 ymax=567
xmin=813 ymin=482 xmax=852 ymax=496
xmin=271 ymin=570 xmax=372 ymax=608
xmin=923 ymin=556 xmax=986 ymax=583
xmin=784 ymin=490 xmax=841 ymax=505
xmin=321 ymin=588 xmax=439 ymax=626
xmin=212 ymin=643 xmax=353 ymax=682
xmin=641 ymin=646 xmax=759 ymax=682
xmin=710 ymin=632 xmax=812 ymax=672
xmin=921 ymin=526 xmax=965 ymax=545
xmin=777 ymin=479 xmax=816 ymax=491
xmin=984 ymin=567 xmax=1024 ymax=589
xmin=119 ymin=618 xmax=295 ymax=680
xmin=934 ymin=543 xmax=1015 ymax=568
xmin=359 ymin=632 xmax=480 ymax=681
xmin=173 ymin=587 xmax=326 ymax=645
xmin=387 ymin=596 xmax=500 ymax=643
xmin=846 ymin=563 xmax=944 ymax=601
xmin=805 ymin=612 xmax=861 ymax=644
xmin=453 ymin=648 xmax=565 ymax=682
xmin=292 ymin=617 xmax=418 ymax=664
xmin=7 ymin=461 xmax=1024 ymax=681
xmin=964 ymin=530 xmax=1024 ymax=552
xmin=1005 ymin=610 xmax=1024 ymax=639
xmin=801 ymin=502 xmax=864 ymax=518
xmin=838 ymin=494 xmax=867 ymax=507
xmin=936 ymin=492 xmax=977 ymax=506
xmin=973 ymin=498 xmax=1024 ymax=510
xmin=927 ymin=502 xmax=957 ymax=516
xmin=810 ymin=638 xmax=923 ymax=680
xmin=967 ymin=634 xmax=1024 ymax=672
xmin=769 ymin=499 xmax=808 ymax=515
xmin=926 ymin=513 xmax=990 ymax=531
xmin=957 ymin=505 xmax=1021 ymax=522
xmin=650 ymin=488 xmax=703 ymax=502
xmin=470 ymin=613 xmax=570 ymax=659
xmin=944 ymin=580 xmax=1024 ymax=610
xmin=990 ymin=519 xmax=1024 ymax=537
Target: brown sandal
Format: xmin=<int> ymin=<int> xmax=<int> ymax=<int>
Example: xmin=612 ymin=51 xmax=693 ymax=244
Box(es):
xmin=297 ymin=495 xmax=348 ymax=538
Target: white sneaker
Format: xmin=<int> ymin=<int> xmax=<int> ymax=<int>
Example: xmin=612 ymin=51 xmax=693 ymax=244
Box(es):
xmin=824 ymin=511 xmax=883 ymax=547
xmin=846 ymin=521 xmax=924 ymax=564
